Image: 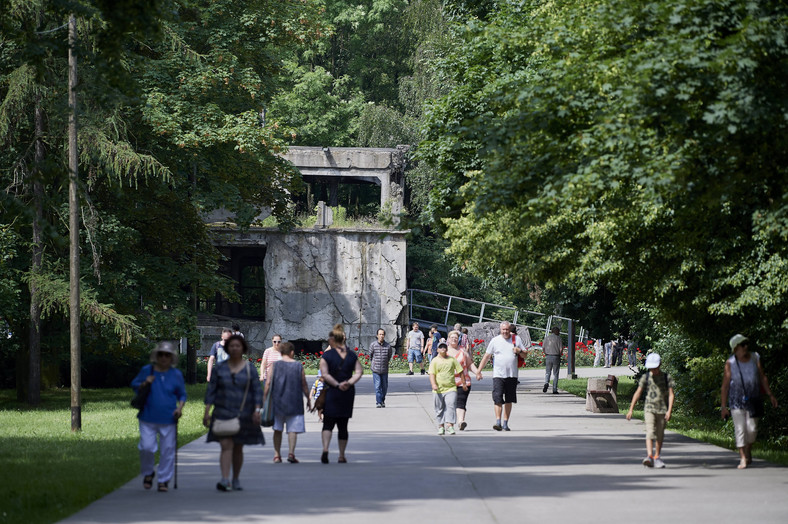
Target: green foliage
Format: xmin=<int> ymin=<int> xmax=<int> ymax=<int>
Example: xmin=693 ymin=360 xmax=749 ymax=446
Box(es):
xmin=419 ymin=0 xmax=788 ymax=437
xmin=0 ymin=0 xmax=327 ymax=395
xmin=269 ymin=61 xmax=365 ymax=146
xmin=23 ymin=271 xmax=139 ymax=346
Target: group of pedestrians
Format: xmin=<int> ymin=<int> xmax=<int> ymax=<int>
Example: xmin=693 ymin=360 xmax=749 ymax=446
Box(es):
xmin=598 ymin=336 xmax=639 ymax=369
xmin=131 ymin=324 xmax=779 ymax=493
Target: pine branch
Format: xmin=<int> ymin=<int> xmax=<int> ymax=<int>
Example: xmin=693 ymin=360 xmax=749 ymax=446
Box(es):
xmin=0 ymin=64 xmax=42 ymax=141
xmin=80 ymin=124 xmax=172 ymax=187
xmin=162 ymin=24 xmax=206 ymax=63
xmin=23 ymin=271 xmax=140 ymax=346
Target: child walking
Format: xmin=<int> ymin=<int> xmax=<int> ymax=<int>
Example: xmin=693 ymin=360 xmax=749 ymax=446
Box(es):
xmin=429 ymin=342 xmax=466 ymax=435
xmin=626 ymin=353 xmax=675 ymax=468
xmin=264 ymin=341 xmax=311 ymax=463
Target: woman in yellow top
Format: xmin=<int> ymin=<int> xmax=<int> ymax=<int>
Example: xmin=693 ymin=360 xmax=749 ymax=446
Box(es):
xmin=429 ymin=342 xmax=466 ymax=435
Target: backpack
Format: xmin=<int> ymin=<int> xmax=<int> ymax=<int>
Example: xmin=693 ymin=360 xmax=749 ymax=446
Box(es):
xmin=642 ymin=372 xmax=669 ymax=403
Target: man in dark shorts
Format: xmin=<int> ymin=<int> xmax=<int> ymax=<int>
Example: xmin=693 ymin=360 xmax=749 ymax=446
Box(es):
xmin=476 ymin=321 xmax=526 ymax=431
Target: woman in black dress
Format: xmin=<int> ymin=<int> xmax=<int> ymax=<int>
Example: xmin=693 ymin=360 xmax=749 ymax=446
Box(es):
xmin=319 ymin=324 xmax=364 ymax=463
xmin=203 ymin=335 xmax=263 ymax=491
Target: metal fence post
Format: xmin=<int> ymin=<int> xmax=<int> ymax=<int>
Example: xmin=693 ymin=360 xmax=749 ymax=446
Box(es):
xmin=567 ymin=319 xmax=577 ymax=379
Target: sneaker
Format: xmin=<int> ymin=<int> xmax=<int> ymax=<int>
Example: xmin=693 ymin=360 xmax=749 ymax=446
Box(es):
xmin=438 ymin=426 xmax=445 ymax=435
xmin=543 ymin=383 xmax=549 ymax=393
xmin=642 ymin=456 xmax=654 ymax=467
xmin=406 ymin=371 xmax=414 ymax=375
xmin=552 ymin=390 xmax=559 ymax=394
xmin=216 ymin=480 xmax=232 ymax=492
xmin=381 ymin=402 xmax=385 ymax=408
xmin=420 ymin=369 xmax=426 ymax=375
xmin=232 ymin=478 xmax=243 ymax=491
xmin=493 ymin=423 xmax=502 ymax=431
xmin=447 ymin=426 xmax=456 ymax=435
xmin=503 ymin=426 xmax=511 ymax=431
xmin=654 ymin=458 xmax=666 ymax=469
xmin=376 ymin=403 xmax=382 ymax=408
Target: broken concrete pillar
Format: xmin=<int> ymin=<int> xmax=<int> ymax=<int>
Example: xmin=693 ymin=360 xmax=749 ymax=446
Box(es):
xmin=315 ymin=201 xmax=333 ymax=229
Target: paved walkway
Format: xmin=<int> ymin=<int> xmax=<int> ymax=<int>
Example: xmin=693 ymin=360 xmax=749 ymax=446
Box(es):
xmin=62 ymin=366 xmax=787 ymax=524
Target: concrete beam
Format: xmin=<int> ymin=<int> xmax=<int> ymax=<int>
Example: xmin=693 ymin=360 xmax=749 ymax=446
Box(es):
xmin=281 ymin=146 xmax=407 ymax=211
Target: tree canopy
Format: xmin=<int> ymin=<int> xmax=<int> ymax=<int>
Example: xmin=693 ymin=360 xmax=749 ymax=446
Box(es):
xmin=420 ymin=0 xmax=788 ymax=347
xmin=0 ymin=0 xmax=325 ymax=394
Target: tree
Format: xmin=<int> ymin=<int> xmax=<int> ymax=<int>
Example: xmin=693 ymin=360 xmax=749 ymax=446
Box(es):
xmin=0 ymin=0 xmax=327 ymax=397
xmin=420 ymin=0 xmax=788 ymax=425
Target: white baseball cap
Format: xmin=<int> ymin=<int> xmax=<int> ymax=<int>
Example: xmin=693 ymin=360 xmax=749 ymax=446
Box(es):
xmin=729 ymin=334 xmax=748 ymax=351
xmin=645 ymin=353 xmax=661 ymax=369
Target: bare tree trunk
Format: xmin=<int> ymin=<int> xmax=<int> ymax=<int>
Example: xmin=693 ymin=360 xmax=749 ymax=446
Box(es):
xmin=68 ymin=14 xmax=81 ymax=431
xmin=186 ymin=163 xmax=198 ymax=384
xmin=27 ymin=97 xmax=45 ymax=406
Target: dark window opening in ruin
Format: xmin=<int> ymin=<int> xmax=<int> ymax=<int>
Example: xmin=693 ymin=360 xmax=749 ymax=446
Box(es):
xmin=239 ymin=263 xmax=265 ymax=319
xmin=201 ymin=247 xmax=266 ymax=320
xmin=289 ymin=339 xmax=326 ymax=356
xmin=295 ymin=179 xmax=380 ymax=219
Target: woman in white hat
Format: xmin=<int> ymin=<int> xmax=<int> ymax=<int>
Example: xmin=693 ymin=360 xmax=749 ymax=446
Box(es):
xmin=131 ymin=341 xmax=186 ymax=491
xmin=720 ymin=334 xmax=778 ymax=469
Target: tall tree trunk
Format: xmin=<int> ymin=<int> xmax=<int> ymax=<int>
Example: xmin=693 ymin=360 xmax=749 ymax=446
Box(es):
xmin=186 ymin=162 xmax=198 ymax=384
xmin=27 ymin=97 xmax=45 ymax=406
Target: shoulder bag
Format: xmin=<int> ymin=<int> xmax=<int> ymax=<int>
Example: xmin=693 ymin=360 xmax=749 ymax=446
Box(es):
xmin=212 ymin=362 xmax=251 ymax=437
xmin=131 ymin=366 xmax=155 ymax=412
xmin=260 ymin=362 xmax=274 ymax=427
xmin=735 ymin=357 xmax=764 ymax=418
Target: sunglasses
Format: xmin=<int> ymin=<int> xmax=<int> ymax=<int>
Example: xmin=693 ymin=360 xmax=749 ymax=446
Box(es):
xmin=156 ymin=352 xmax=172 ymax=358
xmin=273 ymin=340 xmax=281 ymax=344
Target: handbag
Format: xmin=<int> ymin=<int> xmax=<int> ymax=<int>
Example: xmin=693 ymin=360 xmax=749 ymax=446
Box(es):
xmin=131 ymin=367 xmax=154 ymax=412
xmin=308 ymin=376 xmax=325 ymax=413
xmin=312 ymin=382 xmax=326 ymax=413
xmin=260 ymin=364 xmax=274 ymax=427
xmin=212 ymin=362 xmax=251 ymax=437
xmin=735 ymin=357 xmax=765 ymax=418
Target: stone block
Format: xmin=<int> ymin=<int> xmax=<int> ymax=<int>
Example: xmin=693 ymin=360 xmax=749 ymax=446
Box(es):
xmin=586 ymin=378 xmax=619 ymax=413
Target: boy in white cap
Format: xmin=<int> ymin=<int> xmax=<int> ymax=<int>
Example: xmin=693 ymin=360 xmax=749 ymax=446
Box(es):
xmin=626 ymin=353 xmax=675 ymax=468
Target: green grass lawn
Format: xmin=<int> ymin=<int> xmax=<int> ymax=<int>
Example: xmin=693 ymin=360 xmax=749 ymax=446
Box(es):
xmin=0 ymin=385 xmax=208 ymax=524
xmin=558 ymin=376 xmax=788 ymax=466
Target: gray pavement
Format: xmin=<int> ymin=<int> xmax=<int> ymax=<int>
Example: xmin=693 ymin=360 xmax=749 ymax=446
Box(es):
xmin=62 ymin=366 xmax=787 ymax=524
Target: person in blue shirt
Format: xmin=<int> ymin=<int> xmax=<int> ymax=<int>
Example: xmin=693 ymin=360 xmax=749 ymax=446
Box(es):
xmin=428 ymin=324 xmax=441 ymax=362
xmin=131 ymin=341 xmax=187 ymax=492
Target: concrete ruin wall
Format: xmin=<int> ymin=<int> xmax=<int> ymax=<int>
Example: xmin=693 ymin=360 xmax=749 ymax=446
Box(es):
xmin=200 ymin=228 xmax=407 ymax=356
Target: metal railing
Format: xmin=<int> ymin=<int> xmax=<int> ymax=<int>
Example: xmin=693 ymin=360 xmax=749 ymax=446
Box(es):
xmin=406 ymin=288 xmax=587 ymax=342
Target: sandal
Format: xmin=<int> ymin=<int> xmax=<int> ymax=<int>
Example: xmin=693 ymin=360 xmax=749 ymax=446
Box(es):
xmin=273 ymin=455 xmax=282 ymax=463
xmin=157 ymin=482 xmax=168 ymax=492
xmin=287 ymin=454 xmax=299 ymax=464
xmin=143 ymin=474 xmax=154 ymax=490
xmin=338 ymin=457 xmax=347 ymax=463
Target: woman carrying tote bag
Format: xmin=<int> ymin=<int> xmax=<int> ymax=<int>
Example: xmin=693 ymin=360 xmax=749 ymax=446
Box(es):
xmin=203 ymin=335 xmax=264 ymax=491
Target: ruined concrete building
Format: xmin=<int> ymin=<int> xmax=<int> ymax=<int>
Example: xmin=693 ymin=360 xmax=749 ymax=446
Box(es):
xmin=198 ymin=146 xmax=409 ymax=355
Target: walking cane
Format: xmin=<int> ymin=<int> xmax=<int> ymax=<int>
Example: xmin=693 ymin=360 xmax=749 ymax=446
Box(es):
xmin=174 ymin=420 xmax=178 ymax=489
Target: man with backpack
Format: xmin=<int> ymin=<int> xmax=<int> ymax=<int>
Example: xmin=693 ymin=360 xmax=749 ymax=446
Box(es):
xmin=206 ymin=328 xmax=232 ymax=382
xmin=626 ymin=353 xmax=675 ymax=468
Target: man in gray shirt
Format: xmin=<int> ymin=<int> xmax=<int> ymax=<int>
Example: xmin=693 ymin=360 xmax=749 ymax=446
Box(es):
xmin=369 ymin=328 xmax=394 ymax=408
xmin=542 ymin=326 xmax=562 ymax=394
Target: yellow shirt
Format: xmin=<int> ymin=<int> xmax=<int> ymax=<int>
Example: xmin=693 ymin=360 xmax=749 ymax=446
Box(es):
xmin=428 ymin=356 xmax=463 ymax=394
